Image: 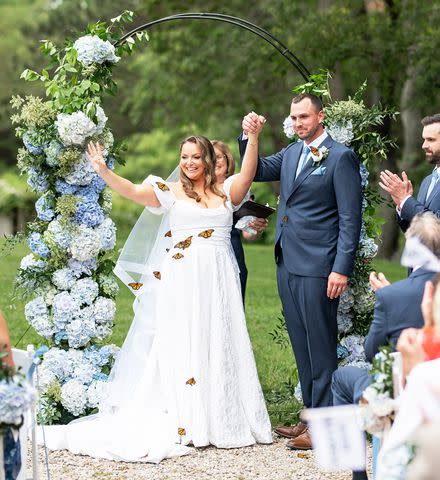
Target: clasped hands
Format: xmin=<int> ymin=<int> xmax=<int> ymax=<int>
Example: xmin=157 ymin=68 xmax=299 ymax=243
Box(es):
xmin=379 ymin=169 xmax=413 ymax=207
xmin=242 ymin=111 xmax=266 ymax=139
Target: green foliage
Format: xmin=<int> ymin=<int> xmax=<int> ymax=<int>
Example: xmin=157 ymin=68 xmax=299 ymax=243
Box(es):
xmin=55 ymin=194 xmax=79 ymax=219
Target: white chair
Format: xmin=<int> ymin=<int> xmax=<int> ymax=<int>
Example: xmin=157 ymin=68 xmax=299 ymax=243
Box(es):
xmin=11 ymin=346 xmax=38 ymax=480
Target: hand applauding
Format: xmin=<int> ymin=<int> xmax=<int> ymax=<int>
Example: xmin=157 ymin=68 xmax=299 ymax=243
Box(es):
xmin=86 ymin=142 xmax=107 ymax=176
xmin=379 ymin=170 xmax=413 ymax=207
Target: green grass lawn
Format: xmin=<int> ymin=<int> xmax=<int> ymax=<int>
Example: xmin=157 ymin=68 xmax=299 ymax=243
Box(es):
xmin=0 ymin=238 xmax=406 ymax=424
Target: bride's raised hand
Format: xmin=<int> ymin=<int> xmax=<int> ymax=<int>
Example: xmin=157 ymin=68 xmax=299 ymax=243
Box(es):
xmin=86 ymin=142 xmax=107 ymax=176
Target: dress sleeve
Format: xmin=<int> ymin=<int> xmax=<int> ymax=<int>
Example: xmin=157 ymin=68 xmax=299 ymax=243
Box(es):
xmin=223 ymin=174 xmax=251 ymax=212
xmin=142 ymin=175 xmax=176 ymax=214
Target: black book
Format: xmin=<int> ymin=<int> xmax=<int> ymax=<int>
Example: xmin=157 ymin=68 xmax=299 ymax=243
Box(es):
xmin=233 ymin=200 xmax=276 ymax=221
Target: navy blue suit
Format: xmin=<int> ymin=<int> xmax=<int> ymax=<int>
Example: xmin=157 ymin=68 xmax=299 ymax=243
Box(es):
xmin=230 ymin=226 xmax=248 ymax=304
xmin=239 ymin=134 xmax=362 ymax=408
xmin=332 ymin=268 xmax=436 ymax=405
xmin=398 ymin=171 xmax=440 ymax=232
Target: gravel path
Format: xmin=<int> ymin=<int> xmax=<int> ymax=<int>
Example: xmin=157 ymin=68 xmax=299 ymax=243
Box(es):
xmin=27 ymin=436 xmax=372 ymax=480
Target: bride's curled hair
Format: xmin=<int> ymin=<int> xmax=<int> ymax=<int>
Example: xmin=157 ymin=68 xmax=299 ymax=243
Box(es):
xmin=180 ymin=135 xmax=226 ymax=203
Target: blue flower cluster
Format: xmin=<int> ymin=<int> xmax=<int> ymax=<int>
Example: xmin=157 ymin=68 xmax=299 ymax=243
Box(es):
xmin=71 ymin=278 xmax=99 ymax=306
xmin=25 ymin=296 xmax=54 ymax=338
xmin=359 ymin=164 xmax=369 ymax=188
xmin=98 ymin=218 xmax=117 ymax=251
xmin=44 ymin=140 xmax=63 ymax=167
xmin=52 ymin=268 xmax=77 ymax=290
xmin=64 ymin=154 xmax=96 ymax=186
xmin=0 ymin=379 xmax=35 ymax=426
xmin=28 ymin=232 xmax=50 ymax=258
xmin=73 ymin=35 xmax=120 ymax=66
xmin=70 ymin=225 xmax=102 ymax=261
xmin=68 ymin=257 xmax=97 ymax=276
xmin=52 ymin=292 xmax=81 ymax=330
xmin=22 ymin=130 xmax=47 ymax=156
xmin=35 ymin=193 xmax=55 ymax=221
xmin=74 ymin=201 xmax=105 ymax=227
xmin=28 ymin=167 xmax=49 ymax=193
xmin=93 ymin=297 xmax=116 ymax=325
xmin=45 ymin=218 xmax=72 ymax=250
xmin=55 ymin=179 xmax=77 ymax=195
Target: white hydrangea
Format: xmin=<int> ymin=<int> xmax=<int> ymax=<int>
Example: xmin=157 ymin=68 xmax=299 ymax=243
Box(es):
xmin=362 ymin=386 xmax=396 ymax=417
xmin=45 ymin=219 xmax=72 ymax=250
xmin=326 ymin=120 xmax=354 ymax=146
xmin=41 ymin=348 xmax=73 ymax=380
xmin=87 ymin=380 xmax=108 ymax=409
xmin=61 ymin=379 xmax=88 ymax=416
xmin=93 ymin=297 xmax=116 ymax=325
xmin=95 ymin=325 xmax=112 ymax=341
xmin=70 ymin=225 xmax=102 ymax=261
xmin=56 ymin=111 xmax=97 ymax=146
xmin=52 ymin=268 xmax=77 ymax=290
xmin=69 ymin=352 xmax=97 ymax=384
xmin=66 ymin=318 xmax=96 ymax=348
xmin=20 ymin=254 xmax=46 ymax=271
xmin=64 ymin=153 xmax=96 ymax=186
xmin=52 ymin=292 xmax=81 ymax=329
xmin=35 ymin=283 xmax=59 ymax=306
xmin=97 ymin=217 xmax=117 ymax=251
xmin=283 ymin=115 xmax=295 ymax=139
xmin=73 ymin=35 xmax=120 ymax=66
xmin=70 ymin=278 xmax=99 ymax=305
xmin=25 ymin=297 xmax=54 ymax=338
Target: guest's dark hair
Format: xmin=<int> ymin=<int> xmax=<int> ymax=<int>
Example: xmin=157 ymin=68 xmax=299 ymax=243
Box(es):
xmin=405 ymin=212 xmax=440 ymax=258
xmin=292 ymin=93 xmax=323 ymax=113
xmin=421 ymin=114 xmax=440 ymax=127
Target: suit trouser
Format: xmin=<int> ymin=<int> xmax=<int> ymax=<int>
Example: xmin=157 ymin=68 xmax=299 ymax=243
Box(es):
xmin=277 ymin=253 xmax=339 ymax=408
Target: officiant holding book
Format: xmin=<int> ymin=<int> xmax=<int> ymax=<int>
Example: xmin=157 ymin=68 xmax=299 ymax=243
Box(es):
xmin=239 ymin=93 xmax=362 ymax=450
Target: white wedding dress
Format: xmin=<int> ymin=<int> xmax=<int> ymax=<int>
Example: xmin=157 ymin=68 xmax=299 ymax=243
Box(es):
xmin=40 ymin=174 xmax=272 ymax=463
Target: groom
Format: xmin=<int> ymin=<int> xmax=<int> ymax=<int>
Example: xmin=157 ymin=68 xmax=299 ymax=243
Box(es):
xmin=240 ymin=93 xmax=362 ymax=449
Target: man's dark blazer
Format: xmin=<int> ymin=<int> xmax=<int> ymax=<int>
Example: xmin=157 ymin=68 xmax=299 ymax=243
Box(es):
xmin=364 ymin=268 xmax=436 ymax=362
xmin=398 ymin=171 xmax=440 ymax=232
xmin=239 ymin=134 xmax=362 ymax=276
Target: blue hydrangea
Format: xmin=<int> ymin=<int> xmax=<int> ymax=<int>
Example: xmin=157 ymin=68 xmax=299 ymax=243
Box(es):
xmin=337 ymin=343 xmax=350 ymax=360
xmin=45 ymin=218 xmax=72 ymax=250
xmin=338 ymin=287 xmax=355 ymax=313
xmin=70 ymin=225 xmax=101 ymax=261
xmin=22 ymin=130 xmax=46 ymax=156
xmin=68 ymin=257 xmax=97 ymax=276
xmin=84 ymin=345 xmax=117 ymax=367
xmin=25 ymin=297 xmax=54 ymax=338
xmin=74 ymin=201 xmax=105 ymax=227
xmin=44 ymin=140 xmax=63 ymax=167
xmin=106 ymin=156 xmax=115 ymax=171
xmin=0 ymin=379 xmax=35 ymax=425
xmin=89 ymin=173 xmax=107 ymax=192
xmin=64 ymin=154 xmax=96 ymax=186
xmin=75 ymin=184 xmax=100 ymax=203
xmin=93 ymin=297 xmax=116 ymax=325
xmin=52 ymin=268 xmax=77 ymax=290
xmin=337 ymin=312 xmax=354 ymax=334
xmin=359 ymin=164 xmax=369 ymax=188
xmin=35 ymin=193 xmax=55 ymax=222
xmin=92 ymin=372 xmax=108 ymax=382
xmin=73 ymin=35 xmax=120 ymax=66
xmin=71 ymin=278 xmax=99 ymax=306
xmin=28 ymin=167 xmax=49 ymax=193
xmin=66 ymin=317 xmax=96 ymax=348
xmin=54 ymin=331 xmax=68 ymax=344
xmin=52 ymin=292 xmax=81 ymax=330
xmin=339 ymin=335 xmax=366 ymax=365
xmin=97 ymin=218 xmax=116 ymax=251
xmin=359 ymin=237 xmax=378 ymax=259
xmin=28 ymin=232 xmax=50 ymax=258
xmin=55 ymin=179 xmax=78 ymax=195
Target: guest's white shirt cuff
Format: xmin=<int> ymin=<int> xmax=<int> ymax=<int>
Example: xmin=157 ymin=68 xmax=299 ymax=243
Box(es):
xmin=396 ymin=195 xmax=411 ymax=216
xmin=242 ymin=132 xmax=248 ymax=140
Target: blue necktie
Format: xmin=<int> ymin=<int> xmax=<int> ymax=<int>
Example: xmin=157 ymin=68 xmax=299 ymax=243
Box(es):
xmin=295 ymin=145 xmax=310 ymax=179
xmin=427 ymin=168 xmax=439 ymax=200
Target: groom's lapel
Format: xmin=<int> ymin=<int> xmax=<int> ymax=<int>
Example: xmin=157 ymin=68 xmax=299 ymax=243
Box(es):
xmin=284 ymin=141 xmax=303 ymax=196
xmin=288 ymin=135 xmax=333 ymax=199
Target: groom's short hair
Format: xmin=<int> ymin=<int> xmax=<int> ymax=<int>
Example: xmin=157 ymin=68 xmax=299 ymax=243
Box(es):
xmin=406 ymin=212 xmax=440 ymax=258
xmin=421 ymin=114 xmax=440 ymax=127
xmin=292 ymin=93 xmax=323 ymax=113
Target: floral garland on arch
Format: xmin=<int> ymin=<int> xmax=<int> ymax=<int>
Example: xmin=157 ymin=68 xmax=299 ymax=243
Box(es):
xmin=10 ymin=11 xmax=148 ymax=424
xmin=281 ymin=72 xmax=397 ymax=402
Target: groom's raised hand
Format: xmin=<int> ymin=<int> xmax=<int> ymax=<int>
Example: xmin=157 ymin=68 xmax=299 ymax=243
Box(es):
xmin=242 ymin=112 xmax=266 ymax=135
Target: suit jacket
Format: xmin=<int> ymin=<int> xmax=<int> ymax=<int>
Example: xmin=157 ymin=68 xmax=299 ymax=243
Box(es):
xmin=239 ymin=135 xmax=362 ymax=277
xmin=364 ymin=268 xmax=436 ymax=362
xmin=398 ymin=172 xmax=440 ymax=232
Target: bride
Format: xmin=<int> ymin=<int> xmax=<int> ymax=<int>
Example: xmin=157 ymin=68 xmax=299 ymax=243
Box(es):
xmin=41 ymin=120 xmax=272 ymax=463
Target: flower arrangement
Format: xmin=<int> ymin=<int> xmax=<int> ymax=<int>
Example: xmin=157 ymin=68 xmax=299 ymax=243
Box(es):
xmin=10 ymin=11 xmax=148 ymax=424
xmin=280 ymin=72 xmax=397 ymax=401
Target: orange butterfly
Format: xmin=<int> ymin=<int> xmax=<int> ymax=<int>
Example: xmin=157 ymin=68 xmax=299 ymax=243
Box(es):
xmin=156 ymin=181 xmax=170 ymax=192
xmin=164 ymin=230 xmax=172 ymax=238
xmin=128 ymin=282 xmax=143 ymax=291
xmin=153 ymin=271 xmax=161 ymax=280
xmin=198 ymin=229 xmax=214 ymax=238
xmin=186 ymin=377 xmax=196 ymax=386
xmin=172 ymin=253 xmax=184 ymax=260
xmin=178 ymin=427 xmax=186 ymax=436
xmin=309 ymin=146 xmax=319 ymax=156
xmin=174 ymin=236 xmax=193 ymax=250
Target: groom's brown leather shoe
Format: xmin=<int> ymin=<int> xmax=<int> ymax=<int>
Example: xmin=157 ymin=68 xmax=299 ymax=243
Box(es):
xmin=286 ymin=429 xmax=312 ymax=450
xmin=274 ymin=422 xmax=307 ymax=439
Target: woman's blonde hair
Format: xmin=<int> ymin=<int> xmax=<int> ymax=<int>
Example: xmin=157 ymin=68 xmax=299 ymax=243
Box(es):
xmin=211 ymin=140 xmax=236 ymax=178
xmin=179 ymin=135 xmax=225 ymax=203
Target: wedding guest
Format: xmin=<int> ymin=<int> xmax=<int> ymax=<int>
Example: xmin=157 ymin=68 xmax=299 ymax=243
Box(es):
xmin=212 ymin=140 xmax=268 ymax=302
xmin=331 ymin=213 xmax=440 ymax=480
xmin=380 ymin=114 xmax=440 ymax=231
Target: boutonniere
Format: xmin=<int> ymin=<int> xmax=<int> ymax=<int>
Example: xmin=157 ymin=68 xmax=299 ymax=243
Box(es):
xmin=309 ymin=146 xmax=329 ymax=167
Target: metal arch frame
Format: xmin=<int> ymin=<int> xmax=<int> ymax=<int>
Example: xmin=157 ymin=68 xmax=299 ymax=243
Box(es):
xmin=115 ymin=12 xmax=311 ymax=81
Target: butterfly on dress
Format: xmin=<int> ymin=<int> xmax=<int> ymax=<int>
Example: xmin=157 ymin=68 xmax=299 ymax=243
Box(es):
xmin=198 ymin=229 xmax=214 ymax=238
xmin=128 ymin=282 xmax=143 ymax=291
xmin=153 ymin=271 xmax=161 ymax=280
xmin=174 ymin=236 xmax=193 ymax=250
xmin=172 ymin=253 xmax=184 ymax=260
xmin=186 ymin=377 xmax=196 ymax=386
xmin=164 ymin=230 xmax=172 ymax=238
xmin=178 ymin=427 xmax=186 ymax=436
xmin=156 ymin=181 xmax=170 ymax=192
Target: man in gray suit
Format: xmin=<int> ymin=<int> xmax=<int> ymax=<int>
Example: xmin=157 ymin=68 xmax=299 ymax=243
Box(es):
xmin=380 ymin=114 xmax=440 ymax=230
xmin=240 ymin=93 xmax=362 ymax=449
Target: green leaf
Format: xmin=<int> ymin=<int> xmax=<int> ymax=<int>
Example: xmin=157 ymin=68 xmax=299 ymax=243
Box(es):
xmin=20 ymin=69 xmax=40 ymax=81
